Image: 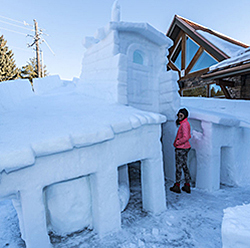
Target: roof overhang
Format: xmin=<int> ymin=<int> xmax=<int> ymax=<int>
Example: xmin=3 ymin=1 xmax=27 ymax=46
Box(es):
xmin=166 ymin=15 xmax=249 ymax=62
xmin=202 ymin=62 xmax=250 ymax=81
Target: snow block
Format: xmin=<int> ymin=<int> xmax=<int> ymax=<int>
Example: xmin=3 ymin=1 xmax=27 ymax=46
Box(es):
xmin=33 ymin=75 xmax=63 ymax=95
xmin=222 ymin=204 xmax=250 ymax=248
xmin=0 ymin=146 xmax=35 ymax=174
xmin=0 ymin=79 xmax=33 ymax=110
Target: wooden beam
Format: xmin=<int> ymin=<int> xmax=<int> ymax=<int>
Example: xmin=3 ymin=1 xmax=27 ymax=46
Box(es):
xmin=181 ymin=68 xmax=208 ymax=80
xmin=168 ymin=31 xmax=183 ymax=57
xmin=216 ymin=79 xmax=235 ymax=87
xmin=219 ymin=84 xmax=231 ymax=99
xmin=173 ymin=31 xmax=184 ymax=49
xmin=181 ymin=33 xmax=186 ymax=70
xmin=185 ymin=47 xmax=204 ymax=75
xmin=202 ymin=62 xmax=250 ymax=80
xmin=168 ymin=61 xmax=181 ymax=78
xmin=206 ymin=84 xmax=210 ymax=97
xmin=173 ymin=17 xmax=229 ymax=61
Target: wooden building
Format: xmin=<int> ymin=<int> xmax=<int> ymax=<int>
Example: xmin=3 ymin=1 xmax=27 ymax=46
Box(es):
xmin=202 ymin=48 xmax=250 ymax=99
xmin=166 ymin=15 xmax=249 ymax=98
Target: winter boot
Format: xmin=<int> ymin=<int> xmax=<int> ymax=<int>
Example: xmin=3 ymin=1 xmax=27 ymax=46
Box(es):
xmin=170 ymin=183 xmax=181 ymax=193
xmin=182 ymin=183 xmax=191 ymax=193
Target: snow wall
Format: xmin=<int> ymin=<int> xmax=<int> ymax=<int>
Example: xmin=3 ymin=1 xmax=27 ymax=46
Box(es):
xmin=181 ymin=97 xmax=250 ymax=190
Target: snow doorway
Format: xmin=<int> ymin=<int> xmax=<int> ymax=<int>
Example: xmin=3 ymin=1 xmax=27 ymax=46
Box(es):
xmin=188 ymin=149 xmax=197 ymax=187
xmin=121 ymin=161 xmax=147 ymax=226
xmin=220 ymin=146 xmax=234 ymax=186
xmin=0 ymin=198 xmax=26 ymax=247
xmin=44 ymin=175 xmax=93 ymax=237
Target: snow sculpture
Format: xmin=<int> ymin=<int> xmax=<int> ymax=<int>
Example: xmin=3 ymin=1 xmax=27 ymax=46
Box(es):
xmin=80 ymin=4 xmax=180 ymax=179
xmin=111 ymin=0 xmax=120 ymax=22
xmin=0 ymin=76 xmax=167 ymax=248
xmin=181 ymin=97 xmax=250 ymax=191
xmin=45 ymin=164 xmax=130 ymax=236
xmin=0 ymin=2 xmax=172 ymax=247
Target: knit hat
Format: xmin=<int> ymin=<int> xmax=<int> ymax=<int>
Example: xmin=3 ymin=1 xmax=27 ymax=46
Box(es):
xmin=176 ymin=108 xmax=189 ymax=126
xmin=177 ymin=108 xmax=189 ymax=119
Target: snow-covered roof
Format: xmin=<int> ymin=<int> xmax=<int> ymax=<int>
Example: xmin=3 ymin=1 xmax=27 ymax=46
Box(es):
xmin=0 ymin=78 xmax=166 ymax=173
xmin=209 ymin=47 xmax=250 ymax=71
xmin=167 ymin=15 xmax=248 ymax=60
xmin=196 ymin=30 xmax=246 ymax=58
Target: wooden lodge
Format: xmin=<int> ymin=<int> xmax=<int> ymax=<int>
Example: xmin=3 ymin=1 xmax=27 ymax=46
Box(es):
xmin=166 ymin=15 xmax=249 ymax=99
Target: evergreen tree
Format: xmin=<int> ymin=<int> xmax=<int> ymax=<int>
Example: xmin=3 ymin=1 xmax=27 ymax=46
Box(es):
xmin=183 ymin=85 xmax=224 ymax=97
xmin=183 ymin=86 xmax=206 ymax=97
xmin=0 ymin=35 xmax=20 ymax=82
xmin=21 ymin=57 xmax=48 ymax=83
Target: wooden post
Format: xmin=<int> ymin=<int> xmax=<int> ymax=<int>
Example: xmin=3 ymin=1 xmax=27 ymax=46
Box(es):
xmin=206 ymin=84 xmax=210 ymax=97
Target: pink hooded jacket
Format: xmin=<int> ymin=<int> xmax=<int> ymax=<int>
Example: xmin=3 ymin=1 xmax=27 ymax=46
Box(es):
xmin=173 ymin=118 xmax=191 ymax=149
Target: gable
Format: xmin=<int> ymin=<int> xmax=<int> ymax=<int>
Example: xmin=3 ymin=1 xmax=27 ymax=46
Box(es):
xmin=167 ymin=15 xmax=248 ymax=80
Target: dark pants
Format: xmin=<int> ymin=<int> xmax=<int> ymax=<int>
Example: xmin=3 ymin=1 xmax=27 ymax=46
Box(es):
xmin=175 ymin=148 xmax=191 ymax=184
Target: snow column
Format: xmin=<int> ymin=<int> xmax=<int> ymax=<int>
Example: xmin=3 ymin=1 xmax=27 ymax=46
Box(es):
xmin=194 ymin=121 xmax=221 ymax=190
xmin=141 ymin=155 xmax=166 ymax=214
xmin=18 ymin=188 xmax=52 ymax=248
xmin=90 ymin=168 xmax=121 ymax=237
xmin=159 ymin=71 xmax=180 ymax=181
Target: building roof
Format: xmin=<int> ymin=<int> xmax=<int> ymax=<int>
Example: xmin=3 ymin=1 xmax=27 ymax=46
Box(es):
xmin=202 ymin=47 xmax=250 ymax=80
xmin=167 ymin=15 xmax=249 ymax=61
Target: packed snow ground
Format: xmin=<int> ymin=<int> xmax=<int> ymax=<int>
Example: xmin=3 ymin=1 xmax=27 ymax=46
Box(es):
xmin=1 ymin=163 xmax=250 ymax=248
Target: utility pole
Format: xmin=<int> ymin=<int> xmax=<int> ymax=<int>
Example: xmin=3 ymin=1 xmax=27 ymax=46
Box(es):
xmin=41 ymin=50 xmax=44 ymax=77
xmin=27 ymin=19 xmax=54 ymax=78
xmin=34 ymin=19 xmax=41 ymax=78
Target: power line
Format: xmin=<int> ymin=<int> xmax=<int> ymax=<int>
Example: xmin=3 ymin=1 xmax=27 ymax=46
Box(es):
xmin=8 ymin=45 xmax=34 ymax=53
xmin=0 ymin=14 xmax=32 ymax=26
xmin=0 ymin=19 xmax=33 ymax=31
xmin=42 ymin=39 xmax=55 ymax=55
xmin=0 ymin=26 xmax=27 ymax=36
xmin=0 ymin=16 xmax=54 ymax=77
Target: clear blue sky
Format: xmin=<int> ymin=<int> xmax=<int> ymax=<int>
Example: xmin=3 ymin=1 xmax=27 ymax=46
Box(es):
xmin=1 ymin=0 xmax=250 ymax=80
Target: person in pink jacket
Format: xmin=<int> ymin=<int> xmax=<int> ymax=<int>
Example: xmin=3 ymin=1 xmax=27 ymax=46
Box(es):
xmin=170 ymin=108 xmax=192 ymax=194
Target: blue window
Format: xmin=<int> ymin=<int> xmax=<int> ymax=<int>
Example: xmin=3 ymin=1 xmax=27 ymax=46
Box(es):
xmin=133 ymin=50 xmax=144 ymax=65
xmin=186 ymin=37 xmax=199 ymax=68
xmin=190 ymin=51 xmax=217 ymax=73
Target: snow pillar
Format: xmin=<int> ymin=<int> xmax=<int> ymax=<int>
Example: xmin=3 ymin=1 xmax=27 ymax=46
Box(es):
xmin=159 ymin=71 xmax=180 ymax=181
xmin=19 ymin=188 xmax=52 ymax=248
xmin=161 ymin=121 xmax=177 ymax=181
xmin=90 ymin=169 xmax=121 ymax=237
xmin=141 ymin=156 xmax=166 ymax=214
xmin=195 ymin=121 xmax=221 ymax=191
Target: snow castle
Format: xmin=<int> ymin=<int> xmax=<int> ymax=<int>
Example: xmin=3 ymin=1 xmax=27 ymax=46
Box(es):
xmin=0 ymin=2 xmax=178 ymax=248
xmin=1 ymin=2 xmax=250 ymax=248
